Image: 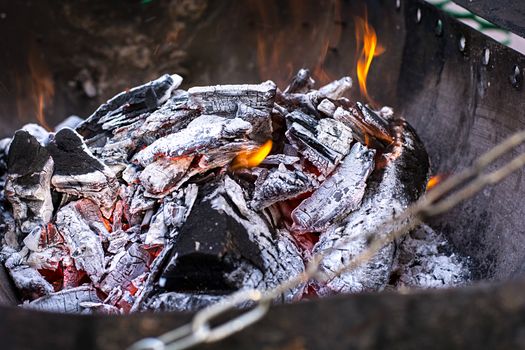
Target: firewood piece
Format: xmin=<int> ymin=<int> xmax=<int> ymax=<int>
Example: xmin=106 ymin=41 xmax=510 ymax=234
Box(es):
xmin=333 ymin=104 xmax=393 ymax=147
xmin=145 ymin=184 xmax=197 ymax=245
xmin=5 ymin=252 xmax=54 ymax=299
xmin=284 ymin=68 xmax=315 ymax=94
xmin=188 ymin=81 xmax=276 ymax=114
xmin=315 ymin=76 xmax=352 ymax=100
xmin=235 ymin=103 xmax=272 ymax=141
xmin=55 ymin=201 xmax=105 ymax=284
xmin=77 ymin=74 xmax=182 ymax=138
xmin=285 ymin=111 xmax=353 ymax=175
xmin=158 ymin=176 xmax=304 ymax=305
xmin=137 ymin=94 xmax=198 ymax=142
xmin=260 ymin=154 xmax=300 ymax=166
xmin=139 ymin=156 xmax=193 ymax=196
xmin=47 ymin=128 xmax=119 ymax=217
xmin=100 ymin=243 xmax=150 ymax=294
xmin=317 ymin=99 xmax=337 ymax=117
xmin=5 ymin=130 xmax=54 ymax=234
xmin=23 ymin=286 xmax=101 ymax=314
xmin=311 ymin=119 xmax=430 ymax=295
xmin=292 ymin=142 xmax=376 ymax=232
xmin=132 ymin=115 xmax=252 ymax=167
xmin=251 ymin=165 xmax=316 ymax=210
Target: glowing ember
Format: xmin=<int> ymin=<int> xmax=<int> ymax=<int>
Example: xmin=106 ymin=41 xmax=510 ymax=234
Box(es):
xmin=231 ymin=140 xmax=273 ymax=169
xmin=426 ymin=174 xmax=447 ymax=191
xmin=355 ymin=13 xmax=385 ymax=105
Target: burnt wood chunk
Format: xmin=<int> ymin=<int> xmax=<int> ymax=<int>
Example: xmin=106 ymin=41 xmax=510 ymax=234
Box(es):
xmin=23 ymin=286 xmax=101 ymax=314
xmin=132 ymin=115 xmax=252 ymax=167
xmin=284 ymin=68 xmax=315 ymax=94
xmin=100 ymin=243 xmax=150 ymax=294
xmin=311 ymin=119 xmax=430 ymax=295
xmin=292 ymin=143 xmax=376 ymax=232
xmin=5 ymin=130 xmax=54 ymax=234
xmin=188 ymin=81 xmax=276 ymax=114
xmin=77 ymin=74 xmax=182 ymax=138
xmin=5 ymin=252 xmax=54 ymax=300
xmin=47 ymin=128 xmax=118 ymax=217
xmin=55 ymin=200 xmax=105 ymax=284
xmin=155 ymin=176 xmax=304 ymax=311
xmin=139 ymin=156 xmax=193 ymax=196
xmin=251 ymin=165 xmax=316 ymax=210
xmin=285 ymin=111 xmax=354 ymax=175
xmin=315 ymin=76 xmax=353 ymax=100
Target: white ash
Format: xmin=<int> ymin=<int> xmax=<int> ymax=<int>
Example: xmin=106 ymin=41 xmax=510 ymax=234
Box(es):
xmin=392 ymin=224 xmax=470 ymax=289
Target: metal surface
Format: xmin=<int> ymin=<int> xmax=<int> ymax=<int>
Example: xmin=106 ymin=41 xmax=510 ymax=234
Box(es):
xmin=454 ymin=0 xmax=525 ymax=38
xmin=1 ymin=0 xmax=525 ymax=349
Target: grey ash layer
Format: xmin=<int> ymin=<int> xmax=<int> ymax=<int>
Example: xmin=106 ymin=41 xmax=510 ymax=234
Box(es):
xmin=0 ymin=71 xmax=469 ymax=314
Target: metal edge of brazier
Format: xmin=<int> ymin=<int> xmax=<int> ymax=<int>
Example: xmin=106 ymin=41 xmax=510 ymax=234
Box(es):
xmin=1 ymin=0 xmax=525 ymax=349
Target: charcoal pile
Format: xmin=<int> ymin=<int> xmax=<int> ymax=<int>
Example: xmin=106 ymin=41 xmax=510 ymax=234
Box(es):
xmin=0 ymin=69 xmax=470 ymax=314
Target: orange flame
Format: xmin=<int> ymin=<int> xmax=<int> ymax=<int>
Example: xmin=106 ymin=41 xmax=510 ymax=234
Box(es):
xmin=231 ymin=140 xmax=273 ymax=169
xmin=355 ymin=13 xmax=385 ymax=105
xmin=426 ymin=174 xmax=447 ymax=191
xmin=28 ymin=46 xmax=54 ymax=130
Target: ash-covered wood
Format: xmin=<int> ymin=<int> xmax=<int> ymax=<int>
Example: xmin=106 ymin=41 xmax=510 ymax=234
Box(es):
xmin=23 ymin=286 xmax=101 ymax=314
xmin=311 ymin=119 xmax=430 ymax=295
xmin=251 ymin=165 xmax=316 ymax=211
xmin=0 ymin=69 xmax=460 ymax=315
xmin=5 ymin=130 xmax=54 ymax=234
xmin=292 ymin=142 xmax=376 ymax=232
xmin=47 ymin=128 xmax=119 ymax=217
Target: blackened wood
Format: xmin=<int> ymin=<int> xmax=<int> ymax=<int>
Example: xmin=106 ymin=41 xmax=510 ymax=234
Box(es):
xmin=0 ymin=266 xmax=17 ymax=306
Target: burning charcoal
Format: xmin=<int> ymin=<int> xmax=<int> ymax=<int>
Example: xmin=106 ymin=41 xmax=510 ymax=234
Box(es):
xmin=251 ymin=164 xmax=316 ymax=210
xmin=25 ymin=224 xmax=68 ymax=270
xmin=100 ymin=243 xmax=150 ymax=294
xmin=333 ymin=104 xmax=393 ymax=147
xmin=139 ymin=156 xmax=193 ymax=196
xmin=55 ymin=115 xmax=84 ymax=132
xmin=132 ymin=115 xmax=252 ymax=167
xmin=284 ymin=68 xmax=315 ymax=94
xmin=260 ymin=154 xmax=300 ymax=166
xmin=77 ymin=74 xmax=182 ymax=139
xmin=315 ymin=76 xmax=352 ymax=100
xmin=317 ymin=99 xmax=337 ymax=117
xmin=137 ymin=96 xmax=198 ymax=142
xmin=55 ymin=201 xmax=105 ymax=284
xmin=285 ymin=111 xmax=353 ymax=175
xmin=5 ymin=252 xmax=54 ymax=299
xmin=5 ymin=130 xmax=54 ymax=234
xmin=188 ymin=81 xmax=276 ymax=114
xmin=145 ymin=185 xmax=197 ymax=245
xmin=235 ymin=103 xmax=272 ymax=141
xmin=23 ymin=286 xmax=101 ymax=314
xmin=311 ymin=118 xmax=430 ymax=295
xmin=47 ymin=128 xmax=119 ymax=217
xmin=292 ymin=142 xmax=375 ymax=232
xmin=107 ymin=229 xmax=129 ymax=254
xmin=155 ymin=176 xmax=304 ymax=311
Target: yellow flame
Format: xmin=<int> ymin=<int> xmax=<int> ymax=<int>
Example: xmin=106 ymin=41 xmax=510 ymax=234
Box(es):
xmin=355 ymin=14 xmax=385 ymax=105
xmin=28 ymin=46 xmax=54 ymax=130
xmin=231 ymin=140 xmax=273 ymax=169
